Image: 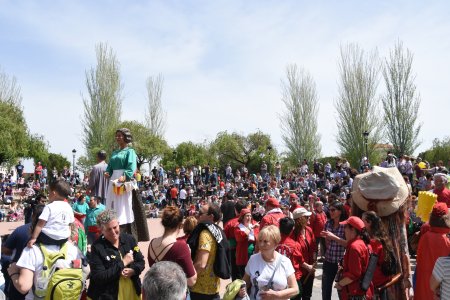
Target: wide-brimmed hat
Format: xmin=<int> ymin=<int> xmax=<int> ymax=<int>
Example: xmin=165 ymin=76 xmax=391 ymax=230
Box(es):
xmin=352 ymin=166 xmax=409 ymax=217
xmin=292 ymin=207 xmax=312 ymax=219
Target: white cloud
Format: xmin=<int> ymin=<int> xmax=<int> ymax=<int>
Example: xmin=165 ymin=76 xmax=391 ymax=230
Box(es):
xmin=1 ymin=0 xmax=449 ymax=163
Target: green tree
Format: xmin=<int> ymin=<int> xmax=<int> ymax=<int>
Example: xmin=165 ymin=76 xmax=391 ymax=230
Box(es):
xmin=145 ymin=74 xmax=166 ymax=138
xmin=29 ymin=134 xmax=50 ymax=164
xmin=0 ymin=66 xmax=22 ymax=105
xmin=77 ymin=155 xmax=94 ymax=175
xmin=39 ymin=153 xmax=71 ymax=177
xmin=118 ymin=120 xmax=169 ymax=170
xmin=0 ymin=68 xmax=51 ymax=166
xmin=82 ymin=43 xmax=123 ymax=161
xmin=382 ymin=41 xmax=421 ymax=157
xmin=160 ymin=142 xmax=217 ymax=172
xmin=0 ymin=101 xmax=30 ymax=165
xmin=280 ymin=64 xmax=321 ymax=165
xmin=210 ymin=130 xmax=276 ymax=174
xmin=335 ymin=43 xmax=383 ymax=167
xmin=420 ymin=137 xmax=450 ymax=164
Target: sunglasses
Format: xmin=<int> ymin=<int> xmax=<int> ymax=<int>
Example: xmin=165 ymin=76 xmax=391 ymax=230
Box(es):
xmin=329 ymin=208 xmax=337 ymax=212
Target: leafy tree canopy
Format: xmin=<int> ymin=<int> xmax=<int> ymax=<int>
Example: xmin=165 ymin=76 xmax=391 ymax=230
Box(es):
xmin=118 ymin=120 xmax=169 ymax=170
xmin=210 ymin=130 xmax=276 ymax=175
xmin=0 ymin=101 xmax=30 ymax=165
xmin=419 ymin=137 xmax=450 ymax=165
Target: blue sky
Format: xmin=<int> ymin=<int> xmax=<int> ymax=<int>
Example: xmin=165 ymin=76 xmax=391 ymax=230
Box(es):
xmin=1 ymin=1 xmax=449 ymax=171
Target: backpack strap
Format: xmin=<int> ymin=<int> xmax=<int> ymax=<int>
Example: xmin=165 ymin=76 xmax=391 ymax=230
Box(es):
xmin=267 ymin=255 xmax=283 ymax=290
xmin=39 ymin=242 xmax=68 ymax=270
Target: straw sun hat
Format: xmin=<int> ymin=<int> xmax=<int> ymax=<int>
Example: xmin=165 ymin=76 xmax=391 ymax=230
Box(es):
xmin=352 ymin=166 xmax=409 ymax=217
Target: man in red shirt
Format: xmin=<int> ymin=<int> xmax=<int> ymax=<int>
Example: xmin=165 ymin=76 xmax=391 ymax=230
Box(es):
xmin=309 ymin=201 xmax=327 ymax=261
xmin=34 ymin=162 xmax=42 ymax=180
xmin=260 ymin=197 xmax=285 ymax=229
xmin=169 ymin=185 xmax=178 ymax=206
xmin=223 ymin=199 xmax=248 ymax=281
xmin=289 ymin=193 xmax=303 ymax=213
xmin=277 ymin=217 xmax=304 ymax=286
xmin=433 ymin=173 xmax=450 ymax=208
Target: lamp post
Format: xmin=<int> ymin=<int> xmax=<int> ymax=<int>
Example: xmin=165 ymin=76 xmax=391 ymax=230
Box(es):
xmin=363 ymin=131 xmax=369 ymax=160
xmin=267 ymin=146 xmax=272 ymax=175
xmin=72 ymin=149 xmax=76 ymax=193
xmin=172 ymin=150 xmax=177 ymax=174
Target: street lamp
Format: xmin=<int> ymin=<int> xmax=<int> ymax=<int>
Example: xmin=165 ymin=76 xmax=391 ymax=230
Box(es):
xmin=363 ymin=131 xmax=369 ymax=160
xmin=172 ymin=150 xmax=177 ymax=172
xmin=267 ymin=146 xmax=272 ymax=174
xmin=72 ymin=149 xmax=76 ymax=193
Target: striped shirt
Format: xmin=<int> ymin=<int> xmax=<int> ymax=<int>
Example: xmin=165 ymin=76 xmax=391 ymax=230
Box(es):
xmin=432 ymin=256 xmax=450 ymax=299
xmin=324 ymin=220 xmax=346 ymax=263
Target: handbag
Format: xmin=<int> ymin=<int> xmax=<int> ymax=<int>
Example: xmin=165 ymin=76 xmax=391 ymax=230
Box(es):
xmin=360 ymin=245 xmax=378 ymax=291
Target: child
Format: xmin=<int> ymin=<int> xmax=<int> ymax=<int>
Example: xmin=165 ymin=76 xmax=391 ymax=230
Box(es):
xmin=27 ymin=179 xmax=74 ymax=247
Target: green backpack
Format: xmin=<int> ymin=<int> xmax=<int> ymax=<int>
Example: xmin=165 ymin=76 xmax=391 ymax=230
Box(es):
xmin=34 ymin=243 xmax=84 ymax=300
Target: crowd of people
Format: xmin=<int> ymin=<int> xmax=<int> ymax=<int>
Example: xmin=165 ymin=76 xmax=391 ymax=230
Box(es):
xmin=0 ymin=128 xmax=449 ymax=300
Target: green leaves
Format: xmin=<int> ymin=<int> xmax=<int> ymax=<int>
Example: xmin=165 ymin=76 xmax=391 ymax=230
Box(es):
xmin=118 ymin=120 xmax=169 ymax=169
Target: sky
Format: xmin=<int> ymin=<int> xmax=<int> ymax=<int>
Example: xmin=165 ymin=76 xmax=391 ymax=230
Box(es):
xmin=1 ymin=1 xmax=450 ymax=172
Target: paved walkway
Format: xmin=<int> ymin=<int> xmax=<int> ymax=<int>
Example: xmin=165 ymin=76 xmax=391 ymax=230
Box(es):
xmin=0 ymin=219 xmax=340 ymax=299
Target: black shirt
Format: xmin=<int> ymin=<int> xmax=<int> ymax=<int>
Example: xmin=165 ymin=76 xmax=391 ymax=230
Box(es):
xmin=87 ymin=233 xmax=145 ymax=300
xmin=221 ymin=200 xmax=236 ymax=226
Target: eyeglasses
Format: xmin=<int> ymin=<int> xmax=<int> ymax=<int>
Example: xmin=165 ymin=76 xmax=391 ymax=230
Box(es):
xmin=329 ymin=208 xmax=337 ymax=212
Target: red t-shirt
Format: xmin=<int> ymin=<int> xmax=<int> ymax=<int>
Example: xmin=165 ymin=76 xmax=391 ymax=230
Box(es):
xmin=277 ymin=235 xmax=304 ymax=280
xmin=35 ymin=165 xmax=42 ymax=175
xmin=292 ymin=226 xmax=316 ymax=265
xmin=260 ymin=210 xmax=285 ymax=229
xmin=148 ymin=240 xmax=196 ymax=278
xmin=224 ymin=217 xmax=239 ymax=249
xmin=310 ymin=211 xmax=327 ymax=237
xmin=370 ymin=239 xmax=391 ymax=287
xmin=170 ymin=187 xmax=178 ymax=199
xmin=341 ymin=238 xmax=373 ymax=299
xmin=433 ymin=187 xmax=450 ymax=208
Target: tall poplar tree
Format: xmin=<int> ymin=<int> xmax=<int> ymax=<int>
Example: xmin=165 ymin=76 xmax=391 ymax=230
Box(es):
xmin=279 ymin=64 xmax=321 ymax=164
xmin=335 ymin=44 xmax=382 ymax=167
xmin=82 ymin=43 xmax=123 ymax=160
xmin=382 ymin=41 xmax=421 ymax=156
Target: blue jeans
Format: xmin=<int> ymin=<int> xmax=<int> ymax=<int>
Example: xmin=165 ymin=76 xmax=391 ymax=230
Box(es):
xmin=322 ymin=260 xmax=339 ymax=300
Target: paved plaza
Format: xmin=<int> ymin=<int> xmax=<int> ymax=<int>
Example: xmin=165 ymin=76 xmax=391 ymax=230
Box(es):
xmin=0 ymin=218 xmax=342 ymax=299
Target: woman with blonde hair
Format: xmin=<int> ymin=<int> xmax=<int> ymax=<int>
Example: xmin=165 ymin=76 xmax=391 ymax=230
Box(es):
xmin=243 ymin=225 xmax=298 ymax=300
xmin=177 ymin=216 xmax=198 ymax=243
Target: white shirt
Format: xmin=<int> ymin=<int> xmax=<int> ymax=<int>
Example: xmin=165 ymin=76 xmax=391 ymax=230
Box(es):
xmin=179 ymin=189 xmax=187 ymax=200
xmin=432 ymin=256 xmax=450 ymax=300
xmin=39 ymin=200 xmax=75 ymax=240
xmin=17 ymin=243 xmax=82 ymax=300
xmin=245 ymin=252 xmax=295 ymax=300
